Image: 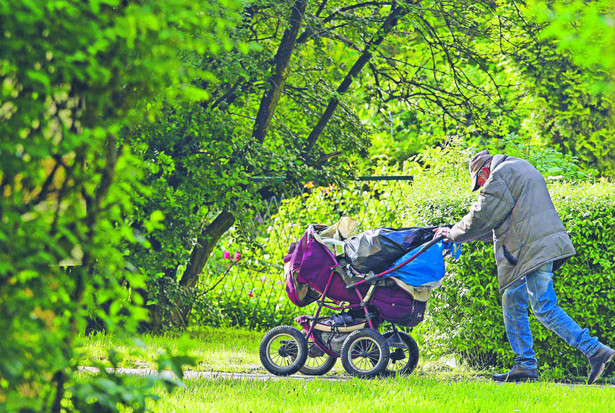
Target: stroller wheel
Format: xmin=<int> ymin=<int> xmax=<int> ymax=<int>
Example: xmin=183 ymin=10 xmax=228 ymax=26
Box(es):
xmin=382 ymin=330 xmax=420 ymax=376
xmin=340 ymin=329 xmax=390 ymax=379
xmin=259 ymin=326 xmax=308 ymax=376
xmin=299 ymin=340 xmax=337 ymax=376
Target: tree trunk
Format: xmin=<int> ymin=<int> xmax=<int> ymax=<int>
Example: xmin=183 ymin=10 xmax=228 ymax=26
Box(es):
xmin=168 ymin=210 xmax=234 ymax=326
xmin=180 ymin=210 xmax=235 ymax=289
xmin=170 ymin=2 xmax=307 ymax=326
xmin=145 ymin=264 xmax=179 ymax=331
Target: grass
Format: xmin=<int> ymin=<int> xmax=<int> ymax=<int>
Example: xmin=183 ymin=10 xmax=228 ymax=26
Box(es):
xmin=78 ymin=327 xmax=265 ymax=373
xmin=77 ymin=327 xmax=615 ymax=412
xmin=78 ymin=327 xmax=490 ymax=379
xmin=101 ymin=375 xmax=615 ymax=413
xmin=79 ymin=327 xmax=615 ymax=381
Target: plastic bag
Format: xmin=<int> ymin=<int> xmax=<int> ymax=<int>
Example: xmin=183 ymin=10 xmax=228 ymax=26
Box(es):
xmin=343 ymin=227 xmax=435 ymax=274
xmin=385 ymin=241 xmax=462 ymax=286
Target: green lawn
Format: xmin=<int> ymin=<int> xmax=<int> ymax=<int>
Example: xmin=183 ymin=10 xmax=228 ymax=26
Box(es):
xmin=78 ymin=327 xmax=265 ymax=373
xmin=78 ymin=327 xmax=615 ymax=412
xmin=78 ymin=327 xmax=486 ymax=379
xmin=121 ymin=375 xmax=614 ymax=413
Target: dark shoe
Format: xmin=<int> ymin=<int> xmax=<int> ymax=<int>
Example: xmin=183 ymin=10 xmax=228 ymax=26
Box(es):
xmin=588 ymin=345 xmax=615 ymax=385
xmin=492 ymin=365 xmax=539 ymax=382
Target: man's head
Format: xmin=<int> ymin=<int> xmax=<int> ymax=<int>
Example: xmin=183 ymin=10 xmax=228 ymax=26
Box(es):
xmin=469 ymin=149 xmax=493 ymax=191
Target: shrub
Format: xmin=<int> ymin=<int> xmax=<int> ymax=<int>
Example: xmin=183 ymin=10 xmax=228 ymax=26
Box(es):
xmin=0 ymin=1 xmax=240 ymax=409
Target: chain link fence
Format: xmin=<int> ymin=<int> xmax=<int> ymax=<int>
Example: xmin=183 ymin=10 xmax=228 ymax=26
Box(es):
xmin=205 ymin=177 xmax=414 ymax=329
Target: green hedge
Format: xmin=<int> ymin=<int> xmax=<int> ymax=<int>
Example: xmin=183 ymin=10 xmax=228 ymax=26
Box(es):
xmin=409 ymin=181 xmax=615 ymax=378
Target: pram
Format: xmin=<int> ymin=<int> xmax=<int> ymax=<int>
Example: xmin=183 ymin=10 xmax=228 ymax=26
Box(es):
xmin=259 ymin=221 xmax=456 ymax=378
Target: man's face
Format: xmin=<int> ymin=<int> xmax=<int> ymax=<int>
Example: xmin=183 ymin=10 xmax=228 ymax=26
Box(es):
xmin=476 ymin=167 xmax=490 ymax=188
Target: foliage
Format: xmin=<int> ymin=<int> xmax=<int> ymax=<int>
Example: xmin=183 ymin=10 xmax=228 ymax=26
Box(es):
xmin=0 ymin=0 xmax=238 ymax=409
xmin=69 ymin=348 xmax=191 ymax=413
xmin=145 ymin=276 xmax=227 ymax=330
xmin=497 ymin=1 xmax=615 ymax=177
xmin=483 ymin=133 xmax=596 ymax=181
xmin=125 ymin=0 xmax=558 ymax=329
xmin=508 ymin=39 xmax=615 ymax=178
xmin=358 ymin=1 xmax=541 ymax=166
xmin=529 ymin=0 xmax=615 ymax=77
xmin=363 ymin=1 xmax=615 ymax=178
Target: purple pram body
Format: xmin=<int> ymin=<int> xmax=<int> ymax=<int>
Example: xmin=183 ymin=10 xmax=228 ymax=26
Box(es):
xmin=284 ymin=224 xmax=427 ymax=327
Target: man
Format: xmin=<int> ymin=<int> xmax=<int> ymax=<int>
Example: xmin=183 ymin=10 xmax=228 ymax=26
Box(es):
xmin=435 ymin=149 xmax=614 ymax=383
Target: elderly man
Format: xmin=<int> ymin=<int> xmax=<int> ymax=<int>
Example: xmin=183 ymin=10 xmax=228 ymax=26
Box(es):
xmin=435 ymin=150 xmax=614 ymax=383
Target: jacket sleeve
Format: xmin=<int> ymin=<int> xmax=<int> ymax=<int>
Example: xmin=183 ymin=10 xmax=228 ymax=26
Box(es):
xmin=449 ymin=172 xmax=515 ymax=243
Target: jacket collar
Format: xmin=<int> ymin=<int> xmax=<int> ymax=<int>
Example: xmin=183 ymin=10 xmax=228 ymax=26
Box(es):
xmin=490 ymin=154 xmax=509 ymax=170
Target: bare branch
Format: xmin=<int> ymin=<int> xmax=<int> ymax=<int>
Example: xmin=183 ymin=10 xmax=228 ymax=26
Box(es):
xmin=24 ymin=155 xmax=65 ymax=210
xmin=297 ymin=1 xmax=395 ymax=44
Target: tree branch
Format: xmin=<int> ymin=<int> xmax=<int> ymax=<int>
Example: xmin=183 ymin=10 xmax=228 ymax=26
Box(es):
xmin=179 ymin=209 xmax=236 ymax=288
xmin=252 ymin=0 xmax=307 ymax=144
xmin=24 ymin=155 xmax=65 ymax=211
xmin=300 ymin=3 xmax=411 ymax=159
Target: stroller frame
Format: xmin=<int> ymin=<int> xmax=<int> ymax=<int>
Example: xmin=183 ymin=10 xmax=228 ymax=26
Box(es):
xmin=259 ymin=232 xmax=446 ymax=378
xmin=301 ymin=234 xmax=445 ymax=354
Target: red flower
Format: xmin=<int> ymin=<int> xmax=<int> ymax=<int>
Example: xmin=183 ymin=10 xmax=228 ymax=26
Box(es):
xmin=234 ymin=252 xmax=242 ymax=262
xmin=248 ymin=290 xmax=254 ymax=298
xmin=223 ymin=250 xmax=230 ymax=260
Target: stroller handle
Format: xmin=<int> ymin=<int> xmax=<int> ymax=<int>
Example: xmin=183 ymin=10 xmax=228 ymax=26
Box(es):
xmin=420 ymin=235 xmax=446 ymax=252
xmin=345 ymin=235 xmax=447 ymax=290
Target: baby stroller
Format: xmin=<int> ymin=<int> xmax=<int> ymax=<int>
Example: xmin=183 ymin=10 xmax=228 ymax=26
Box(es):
xmin=259 ymin=220 xmax=458 ymax=378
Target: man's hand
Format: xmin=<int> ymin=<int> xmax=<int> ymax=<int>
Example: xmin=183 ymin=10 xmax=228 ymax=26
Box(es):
xmin=434 ymin=227 xmax=451 ymax=240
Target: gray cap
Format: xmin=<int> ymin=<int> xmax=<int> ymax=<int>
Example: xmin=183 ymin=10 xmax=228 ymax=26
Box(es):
xmin=469 ymin=149 xmax=493 ymax=191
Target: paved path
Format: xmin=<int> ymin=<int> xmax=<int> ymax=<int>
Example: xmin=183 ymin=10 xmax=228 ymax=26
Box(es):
xmin=78 ymin=367 xmax=614 ymax=388
xmin=78 ymin=367 xmax=347 ymax=382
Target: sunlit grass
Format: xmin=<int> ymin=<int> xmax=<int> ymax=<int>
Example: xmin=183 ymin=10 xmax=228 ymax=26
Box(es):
xmin=77 ymin=327 xmax=615 ymax=412
xmin=78 ymin=327 xmax=612 ymax=385
xmin=78 ymin=327 xmax=265 ymax=372
xmin=78 ymin=327 xmax=494 ymax=378
xmin=129 ymin=375 xmax=615 ymax=413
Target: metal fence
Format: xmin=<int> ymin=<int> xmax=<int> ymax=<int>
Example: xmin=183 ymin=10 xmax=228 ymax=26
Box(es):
xmin=205 ymin=177 xmax=414 ymax=329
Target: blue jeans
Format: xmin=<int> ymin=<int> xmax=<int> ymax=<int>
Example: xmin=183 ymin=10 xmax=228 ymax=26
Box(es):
xmin=502 ymin=262 xmax=601 ymax=369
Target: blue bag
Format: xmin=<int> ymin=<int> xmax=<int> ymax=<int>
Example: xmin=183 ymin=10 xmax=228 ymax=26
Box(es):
xmin=384 ymin=241 xmax=461 ymax=286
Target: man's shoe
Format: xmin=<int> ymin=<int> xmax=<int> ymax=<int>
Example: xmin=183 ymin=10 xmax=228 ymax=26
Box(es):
xmin=492 ymin=365 xmax=539 ymax=382
xmin=588 ymin=345 xmax=615 ymax=385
